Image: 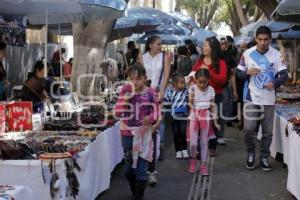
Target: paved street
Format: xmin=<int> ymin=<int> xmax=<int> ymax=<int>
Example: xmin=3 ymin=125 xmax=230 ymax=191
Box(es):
xmin=97 ymin=125 xmax=295 ymax=200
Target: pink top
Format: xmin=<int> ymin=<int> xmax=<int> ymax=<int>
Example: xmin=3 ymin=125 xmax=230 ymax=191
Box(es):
xmin=114 ymin=84 xmax=161 ymax=136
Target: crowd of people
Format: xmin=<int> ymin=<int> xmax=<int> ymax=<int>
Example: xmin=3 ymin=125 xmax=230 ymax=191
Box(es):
xmin=115 ymin=25 xmax=288 ymax=200
xmin=0 ymin=25 xmax=289 ymax=200
xmin=0 ymin=41 xmax=73 ymax=112
xmin=21 ymin=48 xmax=74 ymax=112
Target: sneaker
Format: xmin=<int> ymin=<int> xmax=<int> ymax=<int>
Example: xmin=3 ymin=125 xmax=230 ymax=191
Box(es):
xmin=217 ymin=138 xmax=226 ymax=145
xmin=260 ymin=158 xmax=273 ymax=172
xmin=182 ymin=150 xmax=189 ymax=159
xmin=149 ymin=172 xmax=158 ymax=186
xmin=188 ymin=159 xmax=197 ymax=174
xmin=176 ymin=151 xmax=183 ymax=159
xmin=200 ymin=164 xmax=209 ymax=176
xmin=246 ymin=153 xmax=256 ymax=170
xmin=209 ymin=149 xmax=217 ymax=157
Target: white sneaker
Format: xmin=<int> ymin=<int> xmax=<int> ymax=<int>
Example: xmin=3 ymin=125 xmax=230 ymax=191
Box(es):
xmin=149 ymin=172 xmax=158 ymax=186
xmin=182 ymin=150 xmax=189 ymax=159
xmin=176 ymin=151 xmax=183 ymax=159
xmin=217 ymin=138 xmax=226 ymax=145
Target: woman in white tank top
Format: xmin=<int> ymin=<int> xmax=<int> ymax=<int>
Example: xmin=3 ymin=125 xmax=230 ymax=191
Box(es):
xmin=141 ymin=36 xmax=172 ymax=97
xmin=140 ymin=35 xmax=172 ymax=185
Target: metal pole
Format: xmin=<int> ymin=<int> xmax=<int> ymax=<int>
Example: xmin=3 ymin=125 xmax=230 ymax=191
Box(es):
xmin=295 ymin=38 xmax=297 ymax=83
xmin=44 ymin=8 xmax=48 ymax=78
xmin=58 ymin=24 xmax=63 ymax=86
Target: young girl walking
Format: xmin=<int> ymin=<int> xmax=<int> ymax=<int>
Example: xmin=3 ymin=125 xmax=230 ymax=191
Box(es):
xmin=188 ymin=68 xmax=218 ymax=176
xmin=114 ymin=64 xmax=161 ymax=200
xmin=165 ymin=74 xmax=189 ymax=159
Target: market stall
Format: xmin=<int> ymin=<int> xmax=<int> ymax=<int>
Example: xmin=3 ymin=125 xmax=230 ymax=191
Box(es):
xmin=271 ymin=103 xmax=300 ymax=200
xmin=257 ymin=83 xmax=300 ymax=199
xmin=0 ymin=81 xmax=124 ymax=200
xmin=0 ymin=122 xmax=123 ymax=200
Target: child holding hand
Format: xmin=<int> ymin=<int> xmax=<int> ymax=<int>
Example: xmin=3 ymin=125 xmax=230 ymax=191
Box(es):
xmin=188 ymin=69 xmax=219 ymax=176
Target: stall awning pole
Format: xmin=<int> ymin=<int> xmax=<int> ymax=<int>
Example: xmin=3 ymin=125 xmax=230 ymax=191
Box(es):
xmin=295 ymin=38 xmax=297 ymax=82
xmin=44 ymin=7 xmax=48 ymax=78
xmin=59 ymin=24 xmax=63 ymax=86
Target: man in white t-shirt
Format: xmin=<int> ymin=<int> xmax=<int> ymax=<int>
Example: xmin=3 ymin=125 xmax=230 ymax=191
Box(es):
xmin=236 ymin=26 xmax=288 ymax=171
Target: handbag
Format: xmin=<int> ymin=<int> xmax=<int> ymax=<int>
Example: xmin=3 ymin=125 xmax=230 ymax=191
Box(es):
xmin=156 ymin=53 xmax=165 ymax=92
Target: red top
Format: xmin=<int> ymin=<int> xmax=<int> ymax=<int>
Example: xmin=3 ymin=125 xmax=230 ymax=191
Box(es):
xmin=63 ymin=62 xmax=72 ymax=77
xmin=191 ymin=59 xmax=227 ymax=94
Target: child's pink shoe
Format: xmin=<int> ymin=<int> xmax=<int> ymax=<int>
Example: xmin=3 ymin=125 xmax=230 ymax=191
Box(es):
xmin=189 ymin=159 xmax=197 ymax=174
xmin=200 ymin=164 xmax=209 ymax=176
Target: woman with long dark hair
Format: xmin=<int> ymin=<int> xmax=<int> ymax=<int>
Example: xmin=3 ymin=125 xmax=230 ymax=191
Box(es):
xmin=187 ymin=43 xmax=200 ymax=67
xmin=187 ymin=36 xmax=228 ymax=156
xmin=142 ymin=35 xmax=172 ymax=93
xmin=130 ymin=48 xmax=142 ymax=66
xmin=177 ymin=45 xmax=192 ymax=76
xmin=141 ymin=35 xmax=172 ymax=186
xmin=21 ymin=60 xmax=49 ymax=112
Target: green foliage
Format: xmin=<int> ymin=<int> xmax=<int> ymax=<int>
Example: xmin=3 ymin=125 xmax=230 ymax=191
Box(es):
xmin=177 ymin=0 xmax=220 ymax=28
xmin=211 ymin=0 xmax=257 ymax=34
xmin=209 ymin=0 xmax=231 ymax=30
xmin=178 ymin=0 xmax=258 ymax=34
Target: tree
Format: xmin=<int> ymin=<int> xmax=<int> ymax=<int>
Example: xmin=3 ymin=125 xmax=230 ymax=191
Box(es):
xmin=69 ymin=1 xmax=129 ymax=99
xmin=177 ymin=0 xmax=220 ymax=28
xmin=210 ymin=0 xmax=264 ymax=36
xmin=234 ymin=0 xmax=249 ymax=26
xmin=254 ymin=0 xmax=277 ymax=19
xmin=211 ymin=0 xmax=241 ymax=36
xmin=71 ymin=20 xmax=116 ymax=99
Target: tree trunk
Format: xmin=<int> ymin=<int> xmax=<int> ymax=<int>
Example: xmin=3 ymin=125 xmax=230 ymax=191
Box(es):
xmin=229 ymin=2 xmax=242 ymax=36
xmin=156 ymin=0 xmax=162 ymax=10
xmin=71 ymin=20 xmax=115 ymax=100
xmin=175 ymin=2 xmax=181 ymax=12
xmin=197 ymin=5 xmax=203 ymax=26
xmin=251 ymin=6 xmax=263 ymax=22
xmin=234 ymin=0 xmax=249 ymax=26
xmin=198 ymin=0 xmax=219 ymax=28
xmin=254 ymin=0 xmax=277 ymax=19
xmin=204 ymin=0 xmax=219 ymax=28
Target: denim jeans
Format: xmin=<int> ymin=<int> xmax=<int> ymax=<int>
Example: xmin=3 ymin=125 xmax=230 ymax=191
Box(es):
xmin=158 ymin=121 xmax=165 ymax=144
xmin=122 ymin=136 xmax=149 ymax=181
xmin=215 ymin=93 xmax=225 ymax=138
xmin=148 ymin=133 xmax=157 ymax=173
xmin=222 ymin=84 xmax=234 ymax=120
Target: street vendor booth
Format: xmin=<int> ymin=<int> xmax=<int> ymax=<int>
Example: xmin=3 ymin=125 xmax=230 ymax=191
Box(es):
xmin=0 ymin=1 xmax=127 ymax=200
